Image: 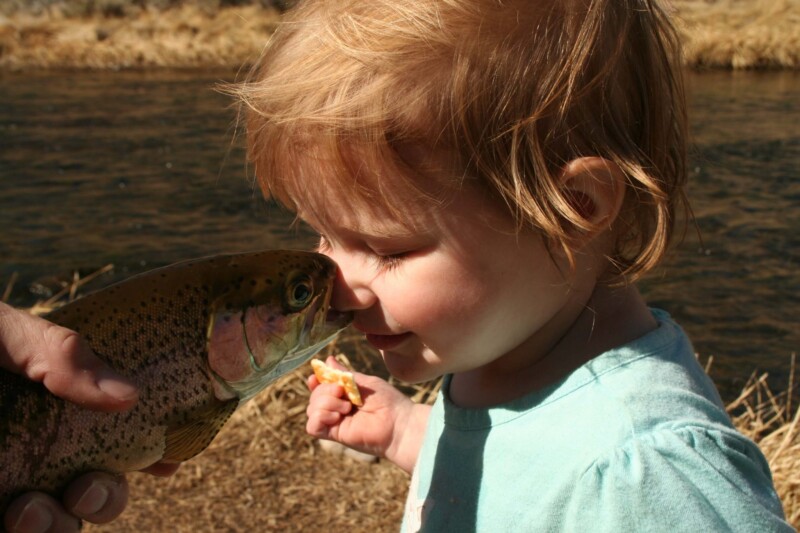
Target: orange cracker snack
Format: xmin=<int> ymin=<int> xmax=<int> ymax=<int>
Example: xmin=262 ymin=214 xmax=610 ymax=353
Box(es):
xmin=310 ymin=359 xmax=363 ymax=406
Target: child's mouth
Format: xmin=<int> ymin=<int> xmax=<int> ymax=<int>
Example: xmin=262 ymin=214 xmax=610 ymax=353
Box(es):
xmin=365 ymin=332 xmax=413 ymax=351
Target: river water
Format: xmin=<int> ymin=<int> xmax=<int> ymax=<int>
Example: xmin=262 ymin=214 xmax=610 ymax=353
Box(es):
xmin=0 ymin=69 xmax=797 ymax=400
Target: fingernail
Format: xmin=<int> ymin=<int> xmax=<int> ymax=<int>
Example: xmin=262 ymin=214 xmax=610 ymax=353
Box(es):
xmin=73 ymin=480 xmax=110 ymax=516
xmin=14 ymin=499 xmax=53 ymax=533
xmin=96 ymin=371 xmax=138 ymax=402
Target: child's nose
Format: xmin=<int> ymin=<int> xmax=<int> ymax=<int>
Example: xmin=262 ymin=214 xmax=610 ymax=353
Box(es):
xmin=325 ymin=252 xmax=377 ymax=312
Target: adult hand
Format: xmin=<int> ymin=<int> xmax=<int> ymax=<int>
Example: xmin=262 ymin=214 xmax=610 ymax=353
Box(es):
xmin=0 ymin=301 xmax=139 ymax=411
xmin=0 ymin=302 xmax=179 ymax=532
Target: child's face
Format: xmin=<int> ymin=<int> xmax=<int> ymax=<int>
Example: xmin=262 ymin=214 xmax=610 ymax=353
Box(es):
xmin=296 ymin=164 xmax=580 ymax=385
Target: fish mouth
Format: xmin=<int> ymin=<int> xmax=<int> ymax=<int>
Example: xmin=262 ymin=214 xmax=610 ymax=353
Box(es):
xmin=229 ymin=290 xmax=352 ymax=401
xmin=302 ymin=289 xmax=352 ymax=351
xmin=325 ymin=308 xmax=353 ymax=331
xmin=262 ymin=295 xmax=351 ymax=385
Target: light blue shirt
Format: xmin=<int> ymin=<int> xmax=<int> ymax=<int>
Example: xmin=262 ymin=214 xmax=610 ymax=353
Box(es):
xmin=402 ymin=309 xmax=792 ymax=532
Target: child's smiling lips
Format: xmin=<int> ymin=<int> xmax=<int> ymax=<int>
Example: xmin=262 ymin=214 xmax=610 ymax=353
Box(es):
xmin=364 ymin=332 xmax=414 ymax=351
xmin=352 ymin=321 xmax=413 ymax=350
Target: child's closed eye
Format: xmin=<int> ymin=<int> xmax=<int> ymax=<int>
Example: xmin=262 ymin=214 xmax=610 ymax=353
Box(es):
xmin=316 ymin=233 xmax=415 ymax=272
xmin=373 ymin=252 xmax=406 ymax=272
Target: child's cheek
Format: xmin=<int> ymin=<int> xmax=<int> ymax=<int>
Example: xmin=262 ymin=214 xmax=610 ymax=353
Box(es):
xmin=390 ymin=268 xmax=488 ymax=334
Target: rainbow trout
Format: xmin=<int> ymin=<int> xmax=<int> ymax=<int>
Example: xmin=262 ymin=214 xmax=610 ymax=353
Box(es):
xmin=0 ymin=250 xmax=350 ymax=511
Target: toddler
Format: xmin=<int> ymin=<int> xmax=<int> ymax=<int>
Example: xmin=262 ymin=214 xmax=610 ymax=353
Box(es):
xmin=233 ymin=0 xmax=792 ymax=531
xmin=1 ymin=0 xmax=793 ymax=531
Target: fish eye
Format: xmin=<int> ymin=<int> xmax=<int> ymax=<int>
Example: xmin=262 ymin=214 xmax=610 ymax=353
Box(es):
xmin=287 ymin=275 xmax=314 ymax=310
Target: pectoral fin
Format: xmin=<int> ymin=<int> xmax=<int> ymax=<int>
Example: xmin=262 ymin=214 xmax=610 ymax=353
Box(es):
xmin=162 ymin=399 xmax=239 ymax=463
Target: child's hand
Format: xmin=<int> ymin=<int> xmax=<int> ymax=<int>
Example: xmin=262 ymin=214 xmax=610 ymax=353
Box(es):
xmin=305 ymin=356 xmax=431 ymax=473
xmin=0 ymin=302 xmax=179 ymax=532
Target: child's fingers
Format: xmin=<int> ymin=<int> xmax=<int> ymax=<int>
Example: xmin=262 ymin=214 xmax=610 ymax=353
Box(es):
xmin=306 ymin=383 xmax=354 ymax=438
xmin=317 ymin=409 xmax=344 ymax=427
xmin=306 ymin=406 xmax=342 ymax=438
xmin=308 ymin=383 xmax=353 ymax=414
xmin=324 ymin=355 xmax=346 ymax=369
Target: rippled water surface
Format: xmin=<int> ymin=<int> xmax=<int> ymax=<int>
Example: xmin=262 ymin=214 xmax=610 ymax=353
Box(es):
xmin=1 ymin=69 xmax=797 ymax=400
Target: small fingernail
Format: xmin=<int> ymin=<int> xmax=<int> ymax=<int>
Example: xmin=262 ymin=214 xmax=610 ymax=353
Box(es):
xmin=14 ymin=499 xmax=53 ymax=533
xmin=96 ymin=371 xmax=138 ymax=402
xmin=73 ymin=480 xmax=110 ymax=517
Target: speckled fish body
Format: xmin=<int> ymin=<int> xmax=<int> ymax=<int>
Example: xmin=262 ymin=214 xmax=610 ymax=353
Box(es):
xmin=0 ymin=250 xmax=350 ymax=511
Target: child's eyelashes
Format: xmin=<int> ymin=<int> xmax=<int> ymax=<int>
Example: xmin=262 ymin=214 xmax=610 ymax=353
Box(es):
xmin=315 ymin=234 xmax=409 ymax=272
xmin=373 ymin=252 xmax=406 ymax=272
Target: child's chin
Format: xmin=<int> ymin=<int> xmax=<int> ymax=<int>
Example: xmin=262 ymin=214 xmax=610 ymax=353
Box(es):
xmin=382 ymin=350 xmax=441 ymax=385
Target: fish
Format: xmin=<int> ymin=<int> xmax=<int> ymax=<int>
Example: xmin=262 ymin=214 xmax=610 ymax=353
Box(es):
xmin=0 ymin=250 xmax=351 ymax=512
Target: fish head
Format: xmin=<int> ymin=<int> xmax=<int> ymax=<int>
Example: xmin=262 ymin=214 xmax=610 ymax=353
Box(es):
xmin=205 ymin=251 xmax=351 ymax=401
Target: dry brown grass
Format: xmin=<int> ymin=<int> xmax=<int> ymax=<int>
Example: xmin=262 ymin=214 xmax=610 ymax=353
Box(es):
xmin=5 ymin=267 xmax=798 ymax=530
xmin=0 ymin=4 xmax=280 ymax=70
xmin=81 ymin=339 xmax=413 ymax=532
xmin=726 ymin=357 xmax=800 ymax=526
xmin=0 ymin=0 xmax=798 ymax=70
xmin=673 ymin=0 xmax=800 ymax=69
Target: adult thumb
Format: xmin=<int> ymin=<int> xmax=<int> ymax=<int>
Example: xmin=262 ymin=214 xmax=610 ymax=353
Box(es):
xmin=0 ymin=302 xmax=139 ymax=411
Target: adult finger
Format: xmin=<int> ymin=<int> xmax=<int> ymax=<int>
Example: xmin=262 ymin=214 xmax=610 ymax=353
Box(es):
xmin=4 ymin=492 xmax=81 ymax=533
xmin=0 ymin=302 xmax=138 ymax=411
xmin=140 ymin=462 xmax=181 ymax=477
xmin=62 ymin=472 xmax=129 ymax=524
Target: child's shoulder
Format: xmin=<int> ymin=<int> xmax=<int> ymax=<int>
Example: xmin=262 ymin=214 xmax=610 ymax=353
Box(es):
xmin=421 ymin=311 xmax=791 ymax=531
xmin=561 ymin=309 xmax=732 ymax=438
xmin=554 ymin=313 xmax=789 ymax=529
xmin=573 ymin=419 xmax=789 ymax=531
xmin=532 ymin=310 xmax=789 ymax=528
xmin=578 ymin=308 xmax=722 ymax=408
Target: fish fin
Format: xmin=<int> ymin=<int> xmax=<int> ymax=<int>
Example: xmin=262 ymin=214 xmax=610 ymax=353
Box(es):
xmin=162 ymin=399 xmax=239 ymax=463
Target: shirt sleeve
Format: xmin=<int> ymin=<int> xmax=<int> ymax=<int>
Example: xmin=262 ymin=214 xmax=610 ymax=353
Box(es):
xmin=562 ymin=426 xmax=794 ymax=533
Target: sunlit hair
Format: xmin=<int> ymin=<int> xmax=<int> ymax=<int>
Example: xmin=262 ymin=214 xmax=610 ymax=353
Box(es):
xmin=232 ymin=0 xmax=688 ymax=282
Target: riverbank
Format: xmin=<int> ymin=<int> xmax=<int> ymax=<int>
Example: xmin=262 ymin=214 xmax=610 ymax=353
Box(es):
xmin=0 ymin=4 xmax=281 ymax=70
xmin=0 ymin=0 xmax=798 ymax=71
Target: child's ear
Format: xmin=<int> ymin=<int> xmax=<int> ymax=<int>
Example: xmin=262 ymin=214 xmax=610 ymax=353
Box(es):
xmin=559 ymin=156 xmax=625 ymax=245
